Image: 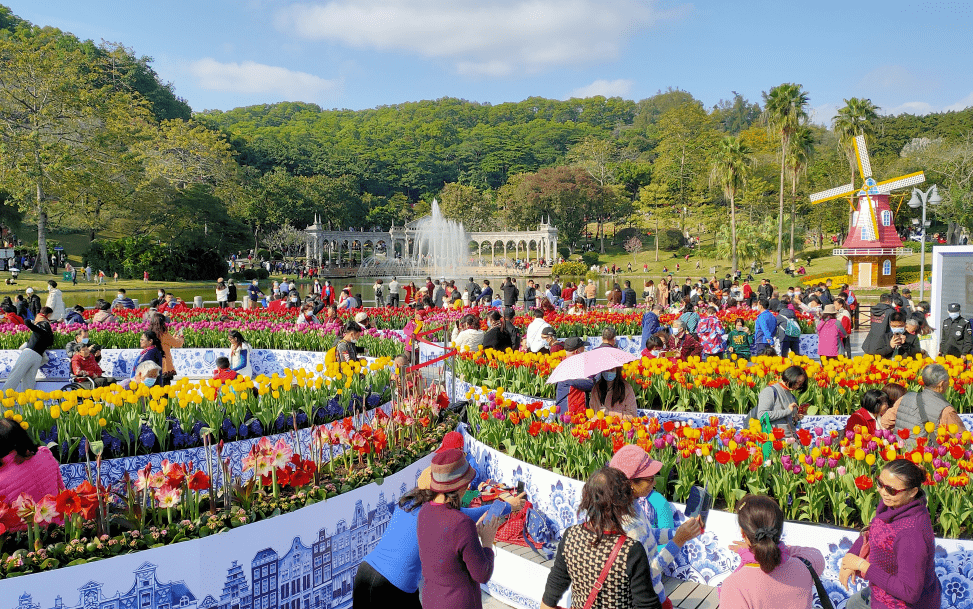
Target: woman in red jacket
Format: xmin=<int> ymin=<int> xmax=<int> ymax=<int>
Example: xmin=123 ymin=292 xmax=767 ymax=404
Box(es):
xmin=0 ymin=416 xmax=65 ymax=531
xmin=844 ymin=389 xmax=889 ymax=437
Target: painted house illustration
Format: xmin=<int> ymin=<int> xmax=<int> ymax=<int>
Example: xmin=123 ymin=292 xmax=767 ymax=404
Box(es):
xmin=14 ymin=495 xmax=395 ymax=609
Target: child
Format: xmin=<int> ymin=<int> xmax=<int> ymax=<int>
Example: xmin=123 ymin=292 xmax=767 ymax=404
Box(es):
xmin=213 ymin=356 xmax=238 ymax=381
xmin=727 ymin=318 xmax=753 ymax=360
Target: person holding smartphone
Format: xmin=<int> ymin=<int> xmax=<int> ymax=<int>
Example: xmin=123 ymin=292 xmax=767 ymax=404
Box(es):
xmin=610 ymin=444 xmax=702 ymax=609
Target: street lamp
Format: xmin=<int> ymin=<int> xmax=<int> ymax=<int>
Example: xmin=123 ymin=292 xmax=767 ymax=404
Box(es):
xmin=907 ymin=184 xmax=942 ymax=302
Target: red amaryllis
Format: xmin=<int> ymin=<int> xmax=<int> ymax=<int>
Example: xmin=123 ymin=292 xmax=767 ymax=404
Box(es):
xmin=188 ymin=470 xmax=210 ymax=492
xmin=855 ymin=475 xmax=873 ymax=491
xmin=55 ymin=489 xmax=82 ymax=516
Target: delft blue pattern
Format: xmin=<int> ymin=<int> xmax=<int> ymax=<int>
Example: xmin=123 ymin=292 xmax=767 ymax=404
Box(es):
xmin=6 ymin=458 xmax=430 ymax=609
xmin=58 ymin=402 xmax=392 ymax=491
xmin=462 ymin=425 xmax=973 ymax=609
xmin=585 ymin=333 xmax=821 ymax=358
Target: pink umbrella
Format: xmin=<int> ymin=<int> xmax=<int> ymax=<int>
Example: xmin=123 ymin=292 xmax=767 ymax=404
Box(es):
xmin=546 ymin=347 xmax=639 ymax=384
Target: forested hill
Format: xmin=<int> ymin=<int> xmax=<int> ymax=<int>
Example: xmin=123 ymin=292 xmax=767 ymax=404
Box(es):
xmin=199 ymin=96 xmax=647 ymax=197
xmin=199 ymin=94 xmax=973 ymax=203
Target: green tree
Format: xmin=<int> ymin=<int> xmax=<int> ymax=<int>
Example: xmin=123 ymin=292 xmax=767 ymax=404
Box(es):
xmin=653 ymin=101 xmax=719 ymax=236
xmin=636 ymin=182 xmax=674 ymax=261
xmin=709 ymin=136 xmax=754 ymax=273
xmin=762 ymin=83 xmax=810 ymax=268
xmin=785 ymin=126 xmax=814 ymax=259
xmin=437 ymin=182 xmax=495 ymax=231
xmin=0 ymin=29 xmax=150 ymax=274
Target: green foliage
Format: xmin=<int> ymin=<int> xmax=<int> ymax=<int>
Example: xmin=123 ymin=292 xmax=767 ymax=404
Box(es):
xmin=552 ymin=261 xmax=586 ymax=276
xmin=256 ymin=249 xmax=271 ymax=260
xmin=83 ymin=237 xmax=225 ymax=281
xmin=657 ymin=229 xmax=686 ymax=251
xmin=581 ymin=251 xmax=600 ymax=267
xmin=231 ymin=268 xmax=271 ymax=281
xmin=558 ymin=246 xmax=570 ymax=259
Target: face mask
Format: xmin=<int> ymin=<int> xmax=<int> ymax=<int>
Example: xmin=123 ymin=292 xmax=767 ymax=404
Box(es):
xmin=81 ymin=337 xmax=89 ymax=344
xmin=144 ymin=377 xmax=157 ymax=388
xmin=650 ymin=350 xmax=661 ymax=357
xmin=890 ymin=327 xmax=905 ymax=334
xmin=117 ymin=294 xmax=124 ymax=300
xmin=602 ymin=371 xmax=617 ymax=382
xmin=950 ymin=312 xmax=960 ymax=319
xmin=787 ymin=291 xmax=794 ymax=297
xmin=291 ymin=297 xmax=299 ymax=303
xmin=158 ymin=292 xmax=164 ymax=298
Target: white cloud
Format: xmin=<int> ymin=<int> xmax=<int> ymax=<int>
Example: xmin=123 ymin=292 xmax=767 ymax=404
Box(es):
xmin=568 ymin=79 xmax=634 ymax=99
xmin=856 ymin=65 xmax=925 ymax=92
xmin=886 ymin=101 xmax=935 ymax=115
xmin=275 ymin=0 xmax=691 ymax=77
xmin=945 ymin=92 xmax=973 ymax=112
xmin=188 ymin=58 xmax=341 ymax=101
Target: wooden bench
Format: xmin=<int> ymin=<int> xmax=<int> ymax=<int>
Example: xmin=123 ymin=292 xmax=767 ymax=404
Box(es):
xmin=493 ymin=541 xmax=719 ymax=609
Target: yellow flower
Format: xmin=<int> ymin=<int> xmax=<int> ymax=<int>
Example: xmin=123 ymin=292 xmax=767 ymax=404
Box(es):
xmin=19 ymin=421 xmax=28 ymax=430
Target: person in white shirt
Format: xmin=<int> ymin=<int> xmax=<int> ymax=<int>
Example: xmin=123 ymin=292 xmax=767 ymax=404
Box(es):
xmin=451 ymin=314 xmax=485 ymax=352
xmin=388 ymin=277 xmax=400 ymax=307
xmin=45 ymin=280 xmax=65 ymax=321
xmin=525 ymin=309 xmax=553 ymax=353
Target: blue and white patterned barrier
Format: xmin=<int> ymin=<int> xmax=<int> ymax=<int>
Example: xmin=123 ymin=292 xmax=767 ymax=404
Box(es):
xmin=58 ymin=403 xmax=392 ymax=491
xmin=461 ymin=427 xmax=973 ymax=609
xmin=0 ymin=348 xmax=337 ymax=381
xmin=0 ymin=454 xmax=433 ymax=609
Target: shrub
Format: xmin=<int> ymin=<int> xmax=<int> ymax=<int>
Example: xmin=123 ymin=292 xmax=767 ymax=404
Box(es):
xmin=585 ymin=270 xmax=600 ymax=281
xmin=657 ymin=229 xmax=685 ymax=251
xmin=581 ymin=251 xmax=600 ymax=267
xmin=257 ymin=249 xmax=271 ymax=260
xmin=553 ymin=261 xmax=586 ymax=276
xmin=84 ymin=238 xmax=226 ymax=281
xmin=242 ymin=268 xmax=270 ymax=280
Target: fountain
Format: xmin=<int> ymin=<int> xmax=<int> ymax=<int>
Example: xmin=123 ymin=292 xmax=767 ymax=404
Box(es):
xmin=357 ymin=199 xmax=470 ymax=278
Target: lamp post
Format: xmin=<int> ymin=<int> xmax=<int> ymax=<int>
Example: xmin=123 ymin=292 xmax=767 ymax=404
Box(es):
xmin=907 ymin=184 xmax=942 ymax=302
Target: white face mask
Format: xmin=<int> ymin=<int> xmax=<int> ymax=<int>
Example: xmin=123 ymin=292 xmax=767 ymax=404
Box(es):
xmin=117 ymin=294 xmax=124 ymax=300
xmin=890 ymin=326 xmax=906 ymax=334
xmin=787 ymin=291 xmax=794 ymax=297
xmin=949 ymin=311 xmax=960 ymax=319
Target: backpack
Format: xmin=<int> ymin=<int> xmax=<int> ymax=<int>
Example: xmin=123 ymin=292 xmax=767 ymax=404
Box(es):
xmin=784 ymin=317 xmax=802 ymax=338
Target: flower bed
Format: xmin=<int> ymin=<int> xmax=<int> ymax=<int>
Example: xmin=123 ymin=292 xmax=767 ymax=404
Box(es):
xmin=0 ymin=394 xmax=455 ymax=578
xmin=455 ymin=348 xmax=973 ymax=414
xmin=461 ymin=428 xmax=973 ymax=609
xmin=0 ymin=450 xmax=436 ymax=605
xmin=5 ymin=358 xmax=398 ymax=463
xmin=465 ymin=387 xmax=973 ymax=539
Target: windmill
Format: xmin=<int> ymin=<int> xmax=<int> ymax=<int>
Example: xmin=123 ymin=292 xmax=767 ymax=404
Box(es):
xmin=809 ymin=134 xmax=921 ymax=287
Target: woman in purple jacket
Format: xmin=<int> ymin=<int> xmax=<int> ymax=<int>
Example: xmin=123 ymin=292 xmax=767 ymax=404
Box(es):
xmin=417 ymin=449 xmax=502 ymax=609
xmin=840 ymin=459 xmax=941 ymax=609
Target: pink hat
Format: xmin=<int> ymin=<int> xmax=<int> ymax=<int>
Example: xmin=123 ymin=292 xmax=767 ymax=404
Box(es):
xmin=609 ymin=444 xmax=663 ymax=480
xmin=438 ymin=431 xmax=465 ymax=453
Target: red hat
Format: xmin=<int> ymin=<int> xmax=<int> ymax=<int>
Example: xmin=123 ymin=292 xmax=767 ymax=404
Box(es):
xmin=438 ymin=431 xmax=464 ymax=453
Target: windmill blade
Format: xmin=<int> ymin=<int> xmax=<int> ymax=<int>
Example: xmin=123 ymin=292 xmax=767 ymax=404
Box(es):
xmin=810 ymin=183 xmax=856 ymax=203
xmin=873 ymin=171 xmax=926 ymax=194
xmin=854 ymin=135 xmax=872 ymax=180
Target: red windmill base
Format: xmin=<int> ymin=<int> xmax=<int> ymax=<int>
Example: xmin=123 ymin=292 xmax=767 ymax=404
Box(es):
xmin=832 ymin=194 xmax=913 ymax=287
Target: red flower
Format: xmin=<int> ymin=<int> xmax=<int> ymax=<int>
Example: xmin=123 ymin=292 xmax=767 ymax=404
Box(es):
xmin=662 ymin=421 xmax=675 ymax=432
xmin=796 ymin=429 xmax=813 ymax=447
xmin=55 ymin=490 xmax=82 ymax=516
xmin=188 ymin=471 xmax=210 ymax=492
xmin=731 ymin=447 xmax=749 ymax=464
xmin=715 ymin=450 xmax=731 ymax=464
xmin=528 ymin=421 xmax=543 ymax=437
xmin=854 ymin=475 xmax=873 ymax=491
xmin=898 ymin=429 xmax=911 ymax=440
xmin=772 ymin=428 xmax=786 ymax=440
xmin=950 ymin=445 xmax=965 ymax=460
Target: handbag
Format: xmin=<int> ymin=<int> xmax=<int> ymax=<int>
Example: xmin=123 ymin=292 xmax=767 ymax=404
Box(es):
xmin=859 ymin=526 xmax=870 ymax=562
xmin=558 ymin=534 xmax=627 ymax=609
xmin=494 ymin=500 xmax=560 ymax=559
xmin=797 ymin=556 xmax=834 ymax=609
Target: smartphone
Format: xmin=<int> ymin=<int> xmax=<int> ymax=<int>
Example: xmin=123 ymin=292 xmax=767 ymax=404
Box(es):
xmin=685 ymin=485 xmax=713 ymax=527
xmin=797 ymin=402 xmax=810 ymax=417
xmin=485 ymin=499 xmax=508 ymax=524
xmin=516 ymin=480 xmax=525 ymax=494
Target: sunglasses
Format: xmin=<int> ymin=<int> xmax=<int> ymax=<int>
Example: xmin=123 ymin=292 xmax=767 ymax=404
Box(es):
xmin=874 ymin=478 xmax=912 ymax=496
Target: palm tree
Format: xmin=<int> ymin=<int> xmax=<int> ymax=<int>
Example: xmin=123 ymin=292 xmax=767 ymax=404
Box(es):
xmin=785 ymin=126 xmax=813 ymax=259
xmin=833 ymin=97 xmax=880 ymax=230
xmin=762 ymin=83 xmax=810 ymax=268
xmin=709 ymin=136 xmax=754 ymax=273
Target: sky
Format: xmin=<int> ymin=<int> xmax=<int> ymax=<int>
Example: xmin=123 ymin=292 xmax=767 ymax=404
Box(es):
xmin=10 ymin=0 xmax=973 ymax=122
